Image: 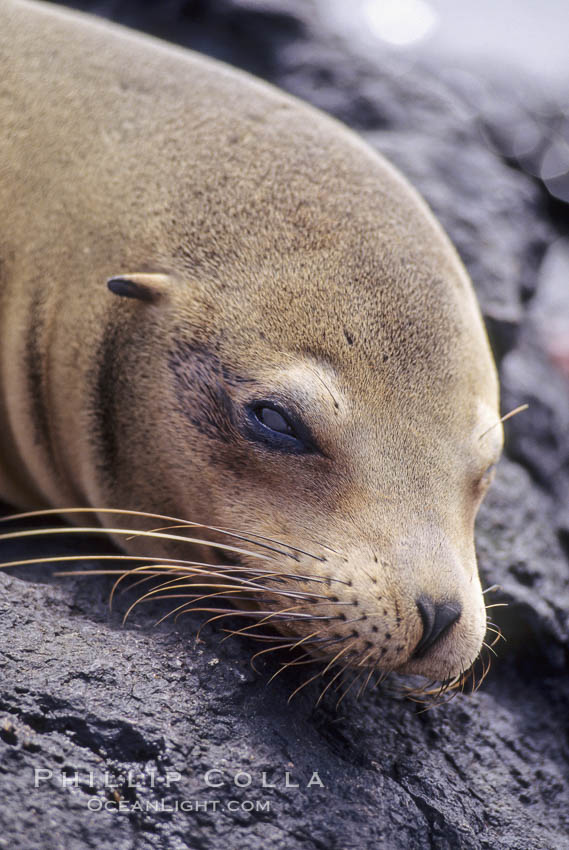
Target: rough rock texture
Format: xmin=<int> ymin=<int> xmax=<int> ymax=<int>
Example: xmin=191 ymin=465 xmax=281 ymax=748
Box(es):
xmin=1 ymin=2 xmax=568 ymax=849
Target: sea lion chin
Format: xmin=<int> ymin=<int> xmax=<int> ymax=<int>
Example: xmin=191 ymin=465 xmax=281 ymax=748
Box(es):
xmin=0 ymin=0 xmax=503 ymax=689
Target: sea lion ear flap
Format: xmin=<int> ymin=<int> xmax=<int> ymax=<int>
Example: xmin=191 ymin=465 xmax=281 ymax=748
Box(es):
xmin=107 ymin=273 xmax=172 ymax=303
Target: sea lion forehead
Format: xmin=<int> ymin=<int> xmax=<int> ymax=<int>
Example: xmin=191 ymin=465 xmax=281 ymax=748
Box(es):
xmin=202 ymin=246 xmax=482 ymax=390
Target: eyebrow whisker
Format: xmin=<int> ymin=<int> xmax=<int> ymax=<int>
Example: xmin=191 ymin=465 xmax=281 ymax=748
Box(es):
xmin=478 ymin=403 xmax=529 ymax=441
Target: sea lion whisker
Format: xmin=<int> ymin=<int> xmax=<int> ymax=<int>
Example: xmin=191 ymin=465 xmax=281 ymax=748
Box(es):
xmin=188 ymin=607 xmax=254 ymax=634
xmin=304 ymin=362 xmax=341 ymax=412
xmin=437 ymin=684 xmax=462 ymax=709
xmin=139 ymin=569 xmax=335 ymax=601
xmin=154 ymin=606 xmax=269 ymax=638
xmin=252 ymin=641 xmax=311 ymax=666
xmin=0 ymin=536 xmax=338 ymax=588
xmin=374 ymin=670 xmax=390 ymax=690
xmin=253 ymin=634 xmax=323 ymax=675
xmin=256 ymin=633 xmax=351 ymax=677
xmin=188 ymin=606 xmax=325 ymax=637
xmin=125 ymin=523 xmax=311 ymax=564
xmin=489 ymin=630 xmax=505 ymax=647
xmin=222 ymin=568 xmax=336 ymax=587
xmin=267 ymin=655 xmax=314 ymax=682
xmin=266 ymin=639 xmax=325 ymax=681
xmin=287 ymin=669 xmax=327 ymax=703
xmin=128 ymin=562 xmax=321 ymax=584
xmin=219 ymin=616 xmax=334 ymax=646
xmin=0 ymin=506 xmax=319 ymax=562
xmin=69 ymin=562 xmax=318 ymax=592
xmin=478 ymin=403 xmax=529 ymax=441
xmin=480 ymin=653 xmax=492 ymax=688
xmin=470 ymin=661 xmax=478 ymax=694
xmin=109 ymin=563 xmax=234 ymax=606
xmin=304 ymin=635 xmax=353 ymax=650
xmin=482 ymin=584 xmax=502 ymax=595
xmin=333 ymin=655 xmax=365 ymax=690
xmin=146 ymin=585 xmax=257 ymax=619
xmin=55 ymin=569 xmax=165 ymax=576
xmin=357 ymin=665 xmax=377 ymax=699
xmin=307 ymin=542 xmax=345 ymax=558
xmin=110 ymin=567 xmax=230 ymax=607
xmin=207 ymin=567 xmax=345 ymax=587
xmin=223 ymin=631 xmax=294 ymax=643
xmin=144 ymin=591 xmax=256 ymax=607
xmin=218 ymin=611 xmax=314 ymax=640
xmin=149 ymin=595 xmax=257 ymax=625
xmin=0 ymin=506 xmax=196 ymax=526
xmin=476 ymin=656 xmax=490 ymax=692
xmin=0 ymin=526 xmax=272 ymax=562
xmin=220 ymin=607 xmax=337 ymax=641
xmin=334 ymin=662 xmax=350 ymax=694
xmin=412 ymin=670 xmax=462 ymax=709
xmin=316 ymin=660 xmax=352 ymax=707
xmin=333 ymin=615 xmax=371 ymax=627
xmin=336 ymin=668 xmax=367 ymax=708
xmin=0 ymin=553 xmax=189 ymax=571
xmin=485 ymin=627 xmax=505 ymax=646
xmin=251 ymin=588 xmax=334 ymax=602
xmin=468 ymin=656 xmax=483 ymax=695
xmin=152 ymin=586 xmax=310 ymax=611
xmin=191 ymin=524 xmax=329 ymax=563
xmin=356 ymin=648 xmax=376 ymax=668
xmin=123 ymin=523 xmax=185 ymax=541
xmin=410 ymin=665 xmax=464 ymax=704
xmin=134 ymin=601 xmax=241 ymax=626
xmin=247 ymin=643 xmax=301 ymax=675
xmin=279 ymin=654 xmax=319 ymax=669
xmin=124 ymin=591 xmax=242 ymax=624
xmin=112 ymin=569 xmax=191 ymax=599
xmin=260 ymin=629 xmax=347 ymax=681
xmin=116 ymin=568 xmax=326 ymax=610
xmin=225 ymin=629 xmax=308 ymax=643
xmin=320 ymin=639 xmax=358 ymax=676
xmin=402 ymin=679 xmax=434 ymax=698
xmin=21 ymin=556 xmax=339 ymax=604
xmin=122 ymin=582 xmax=258 ymax=623
xmin=113 ymin=566 xmax=211 ymax=586
xmin=169 ymin=596 xmax=288 ymax=626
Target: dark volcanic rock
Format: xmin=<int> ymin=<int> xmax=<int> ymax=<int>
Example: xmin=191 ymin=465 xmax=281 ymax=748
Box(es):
xmin=2 ymin=2 xmax=569 ymax=849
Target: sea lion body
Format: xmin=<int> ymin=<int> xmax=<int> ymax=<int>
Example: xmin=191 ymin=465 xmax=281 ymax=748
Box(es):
xmin=0 ymin=0 xmax=503 ymax=683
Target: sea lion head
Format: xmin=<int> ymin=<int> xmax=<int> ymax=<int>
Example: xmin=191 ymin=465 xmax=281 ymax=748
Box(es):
xmin=105 ymin=114 xmax=501 ymax=685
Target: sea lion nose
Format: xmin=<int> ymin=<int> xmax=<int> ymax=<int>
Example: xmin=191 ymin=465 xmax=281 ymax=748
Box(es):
xmin=413 ymin=595 xmax=462 ymax=658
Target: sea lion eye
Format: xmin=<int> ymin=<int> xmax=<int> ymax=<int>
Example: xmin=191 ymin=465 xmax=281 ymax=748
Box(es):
xmin=254 ymin=405 xmax=296 ymax=436
xmin=245 ymin=401 xmax=317 ymax=453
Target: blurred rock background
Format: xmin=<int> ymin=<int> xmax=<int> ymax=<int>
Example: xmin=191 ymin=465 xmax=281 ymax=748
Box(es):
xmin=1 ymin=1 xmax=568 ymax=848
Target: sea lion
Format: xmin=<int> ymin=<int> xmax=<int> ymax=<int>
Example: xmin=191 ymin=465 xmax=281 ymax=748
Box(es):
xmin=0 ymin=0 xmax=503 ymax=688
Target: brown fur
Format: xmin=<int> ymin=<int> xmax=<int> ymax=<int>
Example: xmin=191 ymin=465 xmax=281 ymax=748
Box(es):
xmin=0 ymin=0 xmax=502 ymax=681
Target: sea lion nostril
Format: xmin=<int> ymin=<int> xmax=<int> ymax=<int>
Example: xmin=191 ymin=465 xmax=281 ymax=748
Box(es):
xmin=413 ymin=595 xmax=462 ymax=658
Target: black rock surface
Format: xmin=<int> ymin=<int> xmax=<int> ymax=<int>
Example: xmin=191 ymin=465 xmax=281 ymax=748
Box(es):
xmin=1 ymin=2 xmax=568 ymax=848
